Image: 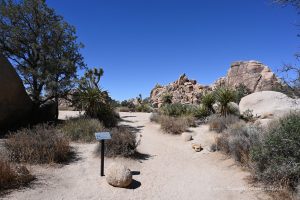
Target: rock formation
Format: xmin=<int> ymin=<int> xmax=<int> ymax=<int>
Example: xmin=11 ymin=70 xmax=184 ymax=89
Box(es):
xmin=150 ymin=74 xmax=210 ymax=108
xmin=212 ymin=60 xmax=291 ymax=93
xmin=150 ymin=61 xmax=293 ymax=107
xmin=0 ymin=55 xmax=33 ymax=131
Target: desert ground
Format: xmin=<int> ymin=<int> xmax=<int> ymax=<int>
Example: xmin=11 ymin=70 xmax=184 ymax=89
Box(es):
xmin=2 ymin=112 xmax=270 ymax=200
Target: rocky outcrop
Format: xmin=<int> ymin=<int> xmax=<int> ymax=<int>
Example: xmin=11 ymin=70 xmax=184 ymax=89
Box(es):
xmin=150 ymin=74 xmax=210 ymax=108
xmin=150 ymin=61 xmax=292 ymax=108
xmin=212 ymin=61 xmax=291 ymax=93
xmin=0 ymin=55 xmax=33 ymax=131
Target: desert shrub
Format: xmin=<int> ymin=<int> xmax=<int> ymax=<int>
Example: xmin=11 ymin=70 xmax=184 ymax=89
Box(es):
xmin=161 ymin=93 xmax=173 ymax=105
xmin=61 ymin=118 xmax=105 ymax=142
xmin=160 ymin=115 xmax=188 ymax=134
xmin=150 ymin=113 xmax=161 ymax=123
xmin=250 ymin=112 xmax=300 ymax=188
xmin=5 ymin=124 xmax=71 ymax=164
xmin=184 ymin=115 xmax=197 ymax=127
xmin=117 ymin=106 xmax=131 ymax=112
xmin=96 ymin=127 xmax=140 ymax=157
xmin=160 ymin=103 xmax=196 ymax=117
xmin=193 ymin=105 xmax=210 ymax=119
xmin=216 ymin=122 xmax=263 ymax=164
xmin=241 ymin=109 xmax=255 ymax=122
xmin=235 ymin=83 xmax=251 ymax=103
xmin=208 ymin=114 xmax=240 ymax=133
xmin=136 ymin=104 xmax=152 ymax=113
xmin=0 ymin=159 xmax=34 ymax=192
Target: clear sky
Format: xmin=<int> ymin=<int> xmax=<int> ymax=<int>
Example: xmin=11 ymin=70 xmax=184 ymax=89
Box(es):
xmin=48 ymin=0 xmax=299 ymax=101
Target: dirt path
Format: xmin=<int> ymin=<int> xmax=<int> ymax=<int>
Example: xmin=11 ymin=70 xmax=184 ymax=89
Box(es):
xmin=3 ymin=112 xmax=269 ymax=200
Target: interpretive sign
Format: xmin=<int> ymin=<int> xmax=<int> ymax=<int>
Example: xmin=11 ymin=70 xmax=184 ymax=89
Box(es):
xmin=95 ymin=132 xmax=111 ymax=140
xmin=95 ymin=132 xmax=111 ymax=176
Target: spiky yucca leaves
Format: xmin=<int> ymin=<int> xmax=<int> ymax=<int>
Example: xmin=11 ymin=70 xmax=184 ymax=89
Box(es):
xmin=214 ymin=87 xmax=237 ymax=117
xmin=201 ymin=92 xmax=215 ymax=113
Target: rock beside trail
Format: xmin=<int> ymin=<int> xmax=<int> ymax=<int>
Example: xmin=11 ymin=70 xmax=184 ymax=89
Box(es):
xmin=0 ymin=54 xmax=33 ymax=132
xmin=239 ymin=91 xmax=300 ymax=119
xmin=106 ymin=163 xmax=132 ymax=188
xmin=182 ymin=132 xmax=192 ymax=141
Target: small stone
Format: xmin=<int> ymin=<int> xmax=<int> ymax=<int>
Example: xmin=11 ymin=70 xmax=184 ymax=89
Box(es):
xmin=182 ymin=133 xmax=192 ymax=142
xmin=192 ymin=143 xmax=202 ymax=152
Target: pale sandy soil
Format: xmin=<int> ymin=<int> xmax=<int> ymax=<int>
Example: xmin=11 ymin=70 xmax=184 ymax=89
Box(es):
xmin=2 ymin=112 xmax=270 ymax=200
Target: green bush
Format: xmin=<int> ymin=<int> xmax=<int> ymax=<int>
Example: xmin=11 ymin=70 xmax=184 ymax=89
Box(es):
xmin=93 ymin=104 xmax=119 ymax=128
xmin=5 ymin=124 xmax=71 ymax=164
xmin=136 ymin=104 xmax=152 ymax=113
xmin=160 ymin=103 xmax=195 ymax=117
xmin=250 ymin=112 xmax=300 ymax=188
xmin=61 ymin=118 xmax=105 ymax=142
xmin=235 ymin=83 xmax=251 ymax=103
xmin=160 ymin=115 xmax=189 ymax=134
xmin=208 ymin=114 xmax=240 ymax=133
xmin=161 ymin=93 xmax=173 ymax=105
xmin=95 ymin=126 xmax=140 ymax=158
xmin=193 ymin=105 xmax=210 ymax=119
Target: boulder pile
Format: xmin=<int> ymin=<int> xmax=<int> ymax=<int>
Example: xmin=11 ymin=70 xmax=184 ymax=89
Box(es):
xmin=150 ymin=61 xmax=293 ymax=108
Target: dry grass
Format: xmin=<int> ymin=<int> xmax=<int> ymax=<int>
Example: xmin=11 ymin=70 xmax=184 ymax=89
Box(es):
xmin=95 ymin=126 xmax=140 ymax=158
xmin=208 ymin=114 xmax=240 ymax=133
xmin=5 ymin=124 xmax=71 ymax=164
xmin=0 ymin=159 xmax=34 ymax=192
xmin=160 ymin=115 xmax=189 ymax=134
xmin=149 ymin=113 xmax=161 ymax=123
xmin=61 ymin=117 xmax=106 ymax=142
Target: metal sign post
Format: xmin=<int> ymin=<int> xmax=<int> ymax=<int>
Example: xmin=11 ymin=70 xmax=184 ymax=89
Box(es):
xmin=95 ymin=132 xmax=111 ymax=176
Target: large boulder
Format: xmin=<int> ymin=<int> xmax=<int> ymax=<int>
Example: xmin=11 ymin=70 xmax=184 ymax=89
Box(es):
xmin=106 ymin=163 xmax=132 ymax=188
xmin=212 ymin=61 xmax=292 ymax=94
xmin=239 ymin=91 xmax=300 ymax=119
xmin=0 ymin=55 xmax=33 ymax=132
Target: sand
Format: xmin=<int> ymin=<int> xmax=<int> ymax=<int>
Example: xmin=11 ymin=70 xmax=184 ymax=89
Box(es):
xmin=2 ymin=112 xmax=270 ymax=200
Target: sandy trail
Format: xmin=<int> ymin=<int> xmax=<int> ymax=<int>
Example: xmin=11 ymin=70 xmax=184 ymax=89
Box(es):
xmin=3 ymin=112 xmax=269 ymax=200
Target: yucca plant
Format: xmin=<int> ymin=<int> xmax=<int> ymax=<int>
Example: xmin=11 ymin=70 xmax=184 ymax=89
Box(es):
xmin=214 ymin=87 xmax=237 ymax=117
xmin=201 ymin=92 xmax=215 ymax=113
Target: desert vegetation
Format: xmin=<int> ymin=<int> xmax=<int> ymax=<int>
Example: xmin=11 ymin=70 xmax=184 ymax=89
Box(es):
xmin=151 ymin=86 xmax=248 ymax=134
xmin=95 ymin=126 xmax=140 ymax=158
xmin=61 ymin=118 xmax=106 ymax=142
xmin=210 ymin=112 xmax=300 ymax=193
xmin=5 ymin=124 xmax=71 ymax=164
xmin=0 ymin=159 xmax=34 ymax=193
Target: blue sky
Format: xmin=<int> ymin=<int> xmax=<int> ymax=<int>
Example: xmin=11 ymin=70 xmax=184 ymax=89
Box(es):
xmin=48 ymin=0 xmax=299 ymax=101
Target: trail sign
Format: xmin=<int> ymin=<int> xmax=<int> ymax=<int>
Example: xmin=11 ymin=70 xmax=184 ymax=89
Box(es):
xmin=95 ymin=132 xmax=111 ymax=176
xmin=95 ymin=132 xmax=111 ymax=140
